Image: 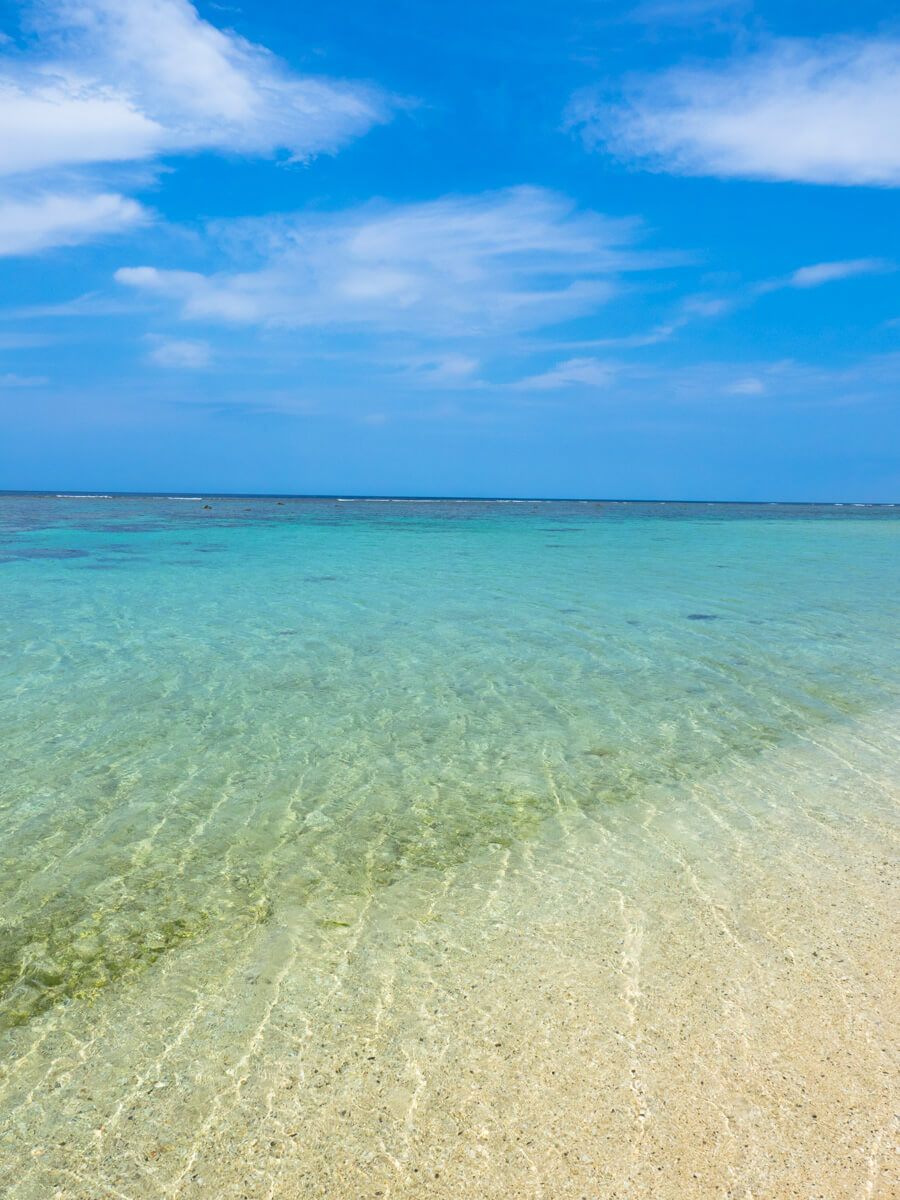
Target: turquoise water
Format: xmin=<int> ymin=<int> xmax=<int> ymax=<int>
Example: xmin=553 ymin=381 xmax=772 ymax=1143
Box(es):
xmin=1 ymin=494 xmax=898 ymax=1033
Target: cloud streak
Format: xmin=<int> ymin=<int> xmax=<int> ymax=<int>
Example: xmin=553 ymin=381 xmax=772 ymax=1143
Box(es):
xmin=782 ymin=259 xmax=892 ymax=288
xmin=750 ymin=257 xmax=893 ymax=297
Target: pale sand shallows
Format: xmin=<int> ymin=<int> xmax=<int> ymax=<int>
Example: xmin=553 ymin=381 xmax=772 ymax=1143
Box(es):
xmin=1 ymin=711 xmax=897 ymax=1200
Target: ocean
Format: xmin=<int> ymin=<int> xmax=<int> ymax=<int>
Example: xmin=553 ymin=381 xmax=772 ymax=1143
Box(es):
xmin=1 ymin=493 xmax=897 ymax=1198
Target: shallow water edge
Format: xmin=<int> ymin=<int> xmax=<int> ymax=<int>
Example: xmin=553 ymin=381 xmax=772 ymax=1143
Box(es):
xmin=1 ymin=705 xmax=897 ymax=1200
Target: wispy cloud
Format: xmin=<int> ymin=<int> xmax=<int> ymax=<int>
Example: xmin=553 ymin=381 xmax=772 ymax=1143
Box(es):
xmin=539 ymin=293 xmax=737 ymax=353
xmin=511 ymin=357 xmax=619 ymax=389
xmin=723 ymin=376 xmax=764 ymax=395
xmin=387 ymin=354 xmax=483 ymax=387
xmin=146 ymin=336 xmax=212 ymax=368
xmin=780 ymin=258 xmax=892 ymax=289
xmin=0 ymin=0 xmax=394 ymax=255
xmin=570 ymin=36 xmax=900 ymax=186
xmin=488 ymin=349 xmax=900 ymax=410
xmin=0 ymin=371 xmax=48 ymax=386
xmin=1 ymin=290 xmax=146 ymax=318
xmin=506 ymin=249 xmax=891 ymax=369
xmin=747 ymin=257 xmax=893 ymax=300
xmin=115 ymin=187 xmax=656 ymax=336
xmin=592 ymin=258 xmax=892 ymax=350
xmin=656 ymin=355 xmax=900 ymax=406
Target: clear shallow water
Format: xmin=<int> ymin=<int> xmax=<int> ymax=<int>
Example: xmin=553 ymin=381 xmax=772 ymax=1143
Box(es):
xmin=1 ymin=494 xmax=898 ymax=1033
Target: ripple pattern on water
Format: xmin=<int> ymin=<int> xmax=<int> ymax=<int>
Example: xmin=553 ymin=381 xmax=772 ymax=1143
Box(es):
xmin=0 ymin=495 xmax=898 ymax=1031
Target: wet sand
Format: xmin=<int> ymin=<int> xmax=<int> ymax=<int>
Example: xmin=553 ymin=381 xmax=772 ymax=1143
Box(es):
xmin=1 ymin=710 xmax=897 ymax=1199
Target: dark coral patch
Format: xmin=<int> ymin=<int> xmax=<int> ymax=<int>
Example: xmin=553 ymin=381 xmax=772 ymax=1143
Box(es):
xmin=11 ymin=547 xmax=90 ymax=560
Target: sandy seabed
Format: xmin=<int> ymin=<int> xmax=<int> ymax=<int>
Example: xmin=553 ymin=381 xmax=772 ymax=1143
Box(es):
xmin=1 ymin=711 xmax=897 ymax=1200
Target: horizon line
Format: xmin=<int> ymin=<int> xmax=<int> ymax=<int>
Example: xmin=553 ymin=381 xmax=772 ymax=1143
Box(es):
xmin=0 ymin=490 xmax=897 ymax=507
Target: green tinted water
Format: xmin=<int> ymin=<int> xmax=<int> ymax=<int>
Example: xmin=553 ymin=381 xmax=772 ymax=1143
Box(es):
xmin=1 ymin=495 xmax=898 ymax=1030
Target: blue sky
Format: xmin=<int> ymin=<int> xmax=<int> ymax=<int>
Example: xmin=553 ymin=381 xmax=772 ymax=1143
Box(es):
xmin=0 ymin=0 xmax=898 ymax=499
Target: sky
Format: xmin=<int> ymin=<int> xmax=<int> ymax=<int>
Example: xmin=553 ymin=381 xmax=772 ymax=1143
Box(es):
xmin=0 ymin=0 xmax=898 ymax=499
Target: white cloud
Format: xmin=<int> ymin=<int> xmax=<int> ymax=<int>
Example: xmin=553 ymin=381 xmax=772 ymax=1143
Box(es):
xmin=572 ymin=37 xmax=900 ymax=186
xmin=116 ymin=188 xmax=651 ymax=335
xmin=0 ymin=190 xmax=146 ymax=255
xmin=147 ymin=337 xmax=211 ymax=367
xmin=0 ymin=0 xmax=391 ymax=175
xmin=0 ymin=82 xmax=164 ymax=177
xmin=512 ymin=357 xmax=619 ymax=390
xmin=0 ymin=1 xmax=393 ymax=255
